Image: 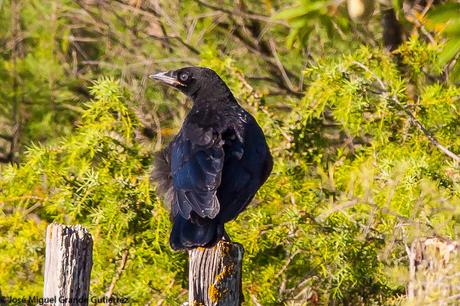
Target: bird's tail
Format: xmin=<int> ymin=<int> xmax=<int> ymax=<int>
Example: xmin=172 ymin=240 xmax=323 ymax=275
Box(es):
xmin=170 ymin=214 xmax=224 ymax=250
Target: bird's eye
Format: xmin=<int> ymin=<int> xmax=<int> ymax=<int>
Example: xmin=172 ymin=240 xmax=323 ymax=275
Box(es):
xmin=179 ymin=73 xmax=189 ymax=82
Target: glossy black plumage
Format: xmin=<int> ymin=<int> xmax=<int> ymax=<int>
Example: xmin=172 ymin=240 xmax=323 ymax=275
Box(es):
xmin=150 ymin=67 xmax=272 ymax=250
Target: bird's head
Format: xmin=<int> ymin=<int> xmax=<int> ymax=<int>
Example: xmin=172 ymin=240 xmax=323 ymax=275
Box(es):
xmin=149 ymin=67 xmax=231 ymax=101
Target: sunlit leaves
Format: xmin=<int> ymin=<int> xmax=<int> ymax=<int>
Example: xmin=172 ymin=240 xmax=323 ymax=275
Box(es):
xmin=0 ymin=79 xmax=184 ymax=302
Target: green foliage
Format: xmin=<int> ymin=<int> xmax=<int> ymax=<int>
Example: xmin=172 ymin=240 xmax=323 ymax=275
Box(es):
xmin=220 ymin=38 xmax=459 ymax=304
xmin=0 ymin=79 xmax=185 ymax=303
xmin=0 ymin=0 xmax=85 ymax=161
xmin=428 ymin=3 xmax=460 ymax=63
xmin=427 ymin=2 xmax=460 ymax=80
xmin=275 ymin=0 xmax=350 ymax=48
xmin=280 ymin=41 xmax=460 ymax=303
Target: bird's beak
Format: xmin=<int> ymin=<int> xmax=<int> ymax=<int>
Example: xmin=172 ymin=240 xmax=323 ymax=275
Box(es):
xmin=149 ymin=70 xmax=184 ymax=87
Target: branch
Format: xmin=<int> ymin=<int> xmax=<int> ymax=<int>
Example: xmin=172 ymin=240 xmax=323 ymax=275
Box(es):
xmin=0 ymin=134 xmax=13 ymax=141
xmin=105 ymin=248 xmax=129 ymax=303
xmin=398 ymin=103 xmax=460 ymax=162
xmin=353 ymin=61 xmax=460 ymax=162
xmin=110 ymin=0 xmax=199 ymax=55
xmin=216 ymin=22 xmax=302 ymax=96
xmin=194 ymin=0 xmax=289 ymax=27
xmin=0 ymin=153 xmax=13 ymax=163
xmin=193 ymin=0 xmax=303 ymax=96
xmin=10 ymin=0 xmax=23 ymax=163
xmin=268 ymin=38 xmax=295 ymax=92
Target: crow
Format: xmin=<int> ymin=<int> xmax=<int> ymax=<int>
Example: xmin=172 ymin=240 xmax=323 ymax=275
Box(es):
xmin=150 ymin=67 xmax=273 ymax=250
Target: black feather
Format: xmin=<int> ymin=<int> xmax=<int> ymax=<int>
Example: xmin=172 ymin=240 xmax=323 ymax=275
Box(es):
xmin=150 ymin=67 xmax=273 ymax=250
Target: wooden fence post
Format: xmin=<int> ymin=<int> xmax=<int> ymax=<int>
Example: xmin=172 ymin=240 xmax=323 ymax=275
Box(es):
xmin=188 ymin=241 xmax=244 ymax=306
xmin=407 ymin=237 xmax=460 ymax=304
xmin=43 ymin=223 xmax=93 ymax=306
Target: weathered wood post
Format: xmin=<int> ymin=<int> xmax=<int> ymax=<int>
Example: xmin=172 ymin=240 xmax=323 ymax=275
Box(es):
xmin=188 ymin=241 xmax=244 ymax=306
xmin=43 ymin=223 xmax=93 ymax=306
xmin=407 ymin=237 xmax=460 ymax=304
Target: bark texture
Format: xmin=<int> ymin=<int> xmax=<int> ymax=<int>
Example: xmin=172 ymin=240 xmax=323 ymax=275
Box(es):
xmin=43 ymin=223 xmax=93 ymax=306
xmin=407 ymin=237 xmax=460 ymax=304
xmin=188 ymin=241 xmax=244 ymax=306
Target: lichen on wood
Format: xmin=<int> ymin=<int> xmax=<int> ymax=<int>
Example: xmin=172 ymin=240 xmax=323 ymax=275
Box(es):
xmin=188 ymin=241 xmax=244 ymax=306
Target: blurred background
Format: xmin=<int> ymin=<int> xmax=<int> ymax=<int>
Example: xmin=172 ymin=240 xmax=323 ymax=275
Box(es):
xmin=0 ymin=0 xmax=460 ymax=304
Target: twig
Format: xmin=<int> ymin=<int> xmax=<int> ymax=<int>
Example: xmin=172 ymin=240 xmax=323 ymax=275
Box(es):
xmin=275 ymin=250 xmax=300 ymax=279
xmin=193 ymin=0 xmax=302 ymax=96
xmin=0 ymin=134 xmax=13 ymax=141
xmin=7 ymin=0 xmax=23 ymax=164
xmin=400 ymin=105 xmax=460 ymax=162
xmin=0 ymin=153 xmax=13 ymax=164
xmin=269 ymin=38 xmax=295 ymax=92
xmin=251 ymin=294 xmax=263 ymax=306
xmin=105 ymin=249 xmax=129 ymax=305
xmin=353 ymin=61 xmax=460 ymax=162
xmin=194 ymin=0 xmax=289 ymax=27
xmin=215 ymin=20 xmax=302 ymax=96
xmin=316 ymin=199 xmax=359 ymax=221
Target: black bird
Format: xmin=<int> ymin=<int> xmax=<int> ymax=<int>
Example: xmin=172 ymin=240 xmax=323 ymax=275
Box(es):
xmin=150 ymin=67 xmax=273 ymax=250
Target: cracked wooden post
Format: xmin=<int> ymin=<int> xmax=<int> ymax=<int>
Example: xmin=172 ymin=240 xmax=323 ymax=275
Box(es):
xmin=188 ymin=241 xmax=244 ymax=306
xmin=407 ymin=237 xmax=460 ymax=304
xmin=43 ymin=223 xmax=93 ymax=306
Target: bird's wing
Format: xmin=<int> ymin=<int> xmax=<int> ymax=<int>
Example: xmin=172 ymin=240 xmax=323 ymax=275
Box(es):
xmin=170 ymin=123 xmax=224 ymax=220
